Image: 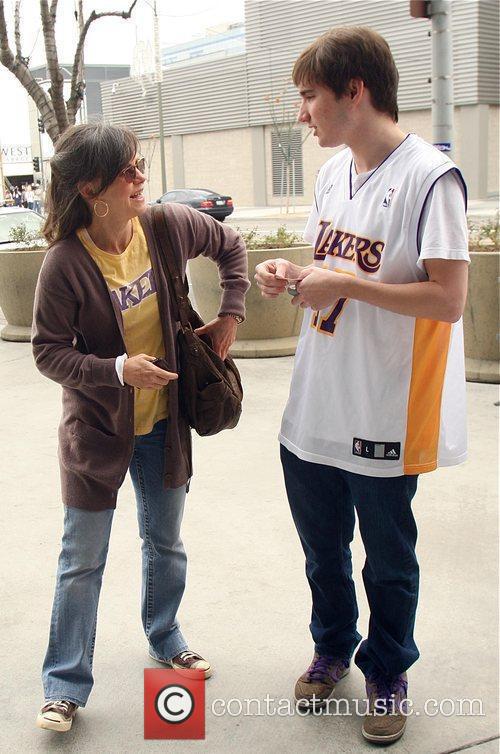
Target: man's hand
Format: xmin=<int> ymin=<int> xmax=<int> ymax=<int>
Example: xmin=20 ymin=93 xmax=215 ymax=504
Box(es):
xmin=195 ymin=316 xmax=238 ymax=360
xmin=123 ymin=354 xmax=178 ymax=389
xmin=292 ymin=267 xmax=349 ymax=310
xmin=254 ymin=258 xmax=309 ymax=298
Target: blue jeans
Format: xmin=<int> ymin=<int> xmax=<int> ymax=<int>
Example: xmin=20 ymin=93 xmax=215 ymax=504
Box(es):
xmin=280 ymin=445 xmax=419 ymax=680
xmin=42 ymin=420 xmax=188 ymax=706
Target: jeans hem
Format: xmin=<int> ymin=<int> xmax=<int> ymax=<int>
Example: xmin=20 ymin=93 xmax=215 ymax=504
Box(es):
xmin=354 ymin=652 xmax=420 ymax=681
xmin=43 ymin=694 xmax=87 ymax=708
xmin=149 ymin=637 xmax=189 ymax=663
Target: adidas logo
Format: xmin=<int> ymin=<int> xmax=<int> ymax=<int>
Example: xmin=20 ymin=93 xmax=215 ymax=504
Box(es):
xmin=386 ymin=448 xmax=398 ymax=457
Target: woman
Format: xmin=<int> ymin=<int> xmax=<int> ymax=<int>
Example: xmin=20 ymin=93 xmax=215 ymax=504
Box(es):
xmin=32 ymin=123 xmax=249 ymax=732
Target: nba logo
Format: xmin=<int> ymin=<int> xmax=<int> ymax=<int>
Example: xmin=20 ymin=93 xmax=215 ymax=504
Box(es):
xmin=354 ymin=440 xmax=362 ymax=455
xmin=382 ymin=188 xmax=396 ymax=207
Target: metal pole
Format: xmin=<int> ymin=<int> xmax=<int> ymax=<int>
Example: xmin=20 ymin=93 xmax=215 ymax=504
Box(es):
xmin=0 ymin=138 xmax=5 ymax=204
xmin=153 ymin=2 xmax=167 ymax=194
xmin=430 ymin=0 xmax=454 ymax=158
xmin=37 ymin=125 xmax=45 ymax=189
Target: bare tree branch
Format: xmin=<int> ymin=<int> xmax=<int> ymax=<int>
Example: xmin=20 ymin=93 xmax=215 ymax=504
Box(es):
xmin=1 ymin=0 xmax=137 ymax=140
xmin=40 ymin=0 xmax=68 ymax=133
xmin=66 ymin=0 xmax=138 ymax=123
xmin=0 ymin=0 xmax=59 ymax=141
xmin=0 ymin=1 xmax=15 ymax=69
xmin=14 ymin=0 xmax=22 ymax=59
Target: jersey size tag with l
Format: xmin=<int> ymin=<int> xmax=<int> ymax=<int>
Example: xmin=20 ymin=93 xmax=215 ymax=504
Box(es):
xmin=352 ymin=438 xmax=401 ymax=461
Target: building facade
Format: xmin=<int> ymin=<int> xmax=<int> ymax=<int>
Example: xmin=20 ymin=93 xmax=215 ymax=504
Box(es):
xmin=101 ymin=0 xmax=499 ymax=205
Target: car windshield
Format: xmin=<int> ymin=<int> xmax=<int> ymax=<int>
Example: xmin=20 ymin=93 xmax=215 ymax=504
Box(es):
xmin=0 ymin=212 xmax=44 ymax=243
xmin=189 ymin=190 xmax=216 ymax=198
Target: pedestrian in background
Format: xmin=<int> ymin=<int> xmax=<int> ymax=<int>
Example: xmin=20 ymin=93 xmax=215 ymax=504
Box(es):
xmin=25 ymin=184 xmax=35 ymax=210
xmin=33 ymin=182 xmax=43 ymax=214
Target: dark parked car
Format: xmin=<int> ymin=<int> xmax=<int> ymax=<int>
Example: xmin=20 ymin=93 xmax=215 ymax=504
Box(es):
xmin=155 ymin=189 xmax=234 ymax=221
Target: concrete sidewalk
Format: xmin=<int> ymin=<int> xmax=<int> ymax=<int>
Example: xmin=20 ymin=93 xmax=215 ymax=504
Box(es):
xmin=0 ymin=338 xmax=498 ymax=754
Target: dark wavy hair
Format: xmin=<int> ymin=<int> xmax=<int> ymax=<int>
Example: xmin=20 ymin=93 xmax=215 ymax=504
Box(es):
xmin=43 ymin=123 xmax=138 ymax=246
xmin=293 ymin=26 xmax=399 ymax=122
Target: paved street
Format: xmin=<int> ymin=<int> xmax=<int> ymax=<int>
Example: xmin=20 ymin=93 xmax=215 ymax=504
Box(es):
xmin=0 ymin=331 xmax=498 ymax=753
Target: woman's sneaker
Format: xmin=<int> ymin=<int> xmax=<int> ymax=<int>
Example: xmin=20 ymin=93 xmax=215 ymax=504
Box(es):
xmin=149 ymin=649 xmax=212 ymax=679
xmin=295 ymin=653 xmax=350 ymax=709
xmin=36 ymin=700 xmax=78 ymax=732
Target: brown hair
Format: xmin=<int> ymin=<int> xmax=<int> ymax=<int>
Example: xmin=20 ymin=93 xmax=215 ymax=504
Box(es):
xmin=292 ymin=26 xmax=399 ymax=121
xmin=43 ymin=123 xmax=138 ymax=246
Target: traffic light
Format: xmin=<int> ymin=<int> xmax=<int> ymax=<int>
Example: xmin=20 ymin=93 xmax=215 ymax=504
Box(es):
xmin=33 ymin=156 xmax=40 ymax=172
xmin=37 ymin=116 xmax=45 ymax=133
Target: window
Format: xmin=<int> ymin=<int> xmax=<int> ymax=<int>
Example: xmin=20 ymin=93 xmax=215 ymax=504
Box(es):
xmin=272 ymin=129 xmax=304 ymax=197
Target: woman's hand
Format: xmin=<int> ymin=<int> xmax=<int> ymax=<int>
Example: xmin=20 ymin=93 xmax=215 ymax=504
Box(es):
xmin=254 ymin=258 xmax=309 ymax=298
xmin=123 ymin=354 xmax=178 ymax=389
xmin=195 ymin=316 xmax=238 ymax=361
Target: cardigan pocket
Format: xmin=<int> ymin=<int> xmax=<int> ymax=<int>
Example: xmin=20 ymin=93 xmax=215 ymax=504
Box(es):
xmin=59 ymin=420 xmax=125 ymax=487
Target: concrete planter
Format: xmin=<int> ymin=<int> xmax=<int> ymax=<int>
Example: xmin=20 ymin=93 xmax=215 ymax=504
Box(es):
xmin=189 ymin=245 xmax=313 ymax=357
xmin=463 ymin=251 xmax=499 ymax=383
xmin=0 ymin=249 xmax=47 ymax=342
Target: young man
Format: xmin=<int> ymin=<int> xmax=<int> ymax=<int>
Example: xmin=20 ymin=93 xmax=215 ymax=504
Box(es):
xmin=255 ymin=27 xmax=469 ymax=744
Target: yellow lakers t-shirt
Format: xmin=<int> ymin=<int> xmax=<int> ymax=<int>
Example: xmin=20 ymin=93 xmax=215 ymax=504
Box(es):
xmin=77 ymin=217 xmax=168 ymax=435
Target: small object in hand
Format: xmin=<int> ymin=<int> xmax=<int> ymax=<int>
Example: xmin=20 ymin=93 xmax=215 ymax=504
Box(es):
xmin=152 ymin=358 xmax=170 ymax=371
xmin=287 ymin=283 xmax=300 ymax=297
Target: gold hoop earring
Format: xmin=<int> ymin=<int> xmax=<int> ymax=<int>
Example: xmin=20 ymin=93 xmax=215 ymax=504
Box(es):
xmin=93 ymin=200 xmax=109 ymax=218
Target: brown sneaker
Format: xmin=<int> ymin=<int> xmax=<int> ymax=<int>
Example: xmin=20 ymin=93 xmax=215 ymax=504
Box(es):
xmin=36 ymin=700 xmax=78 ymax=732
xmin=362 ymin=673 xmax=408 ymax=744
xmin=295 ymin=653 xmax=350 ymax=709
xmin=149 ymin=649 xmax=212 ymax=678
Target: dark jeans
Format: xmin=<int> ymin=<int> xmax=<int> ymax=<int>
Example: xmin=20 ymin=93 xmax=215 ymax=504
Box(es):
xmin=280 ymin=444 xmax=419 ymax=680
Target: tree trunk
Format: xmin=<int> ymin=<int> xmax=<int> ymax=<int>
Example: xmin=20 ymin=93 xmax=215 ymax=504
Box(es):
xmin=0 ymin=0 xmax=138 ymax=142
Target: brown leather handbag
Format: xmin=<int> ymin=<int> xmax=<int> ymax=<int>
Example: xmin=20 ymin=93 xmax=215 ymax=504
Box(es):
xmin=151 ymin=206 xmax=243 ymax=436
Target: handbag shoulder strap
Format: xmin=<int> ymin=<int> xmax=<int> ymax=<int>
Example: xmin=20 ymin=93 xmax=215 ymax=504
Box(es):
xmin=151 ymin=205 xmax=192 ymax=329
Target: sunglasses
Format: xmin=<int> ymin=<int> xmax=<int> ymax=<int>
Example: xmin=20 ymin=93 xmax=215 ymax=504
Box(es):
xmin=119 ymin=157 xmax=146 ymax=182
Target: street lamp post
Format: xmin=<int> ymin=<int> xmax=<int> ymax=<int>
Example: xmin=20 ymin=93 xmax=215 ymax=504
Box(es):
xmin=153 ymin=2 xmax=167 ymax=194
xmin=430 ymin=0 xmax=454 ymax=158
xmin=410 ymin=0 xmax=454 ymax=158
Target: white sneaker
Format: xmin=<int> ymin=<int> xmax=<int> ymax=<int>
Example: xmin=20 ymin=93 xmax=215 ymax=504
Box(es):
xmin=149 ymin=649 xmax=212 ymax=678
xmin=36 ymin=700 xmax=78 ymax=732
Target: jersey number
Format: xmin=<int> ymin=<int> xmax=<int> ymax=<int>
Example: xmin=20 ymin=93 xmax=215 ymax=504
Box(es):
xmin=310 ymin=268 xmax=355 ymax=336
xmin=311 ymin=298 xmax=349 ymax=336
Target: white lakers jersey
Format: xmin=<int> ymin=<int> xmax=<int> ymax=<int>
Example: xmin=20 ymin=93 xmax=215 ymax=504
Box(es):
xmin=279 ymin=134 xmax=469 ymax=477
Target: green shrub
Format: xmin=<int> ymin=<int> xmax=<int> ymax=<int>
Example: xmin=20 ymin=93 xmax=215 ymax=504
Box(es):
xmin=8 ymin=223 xmax=46 ymax=250
xmin=238 ymin=225 xmax=302 ymax=249
xmin=468 ymin=213 xmax=499 ymax=252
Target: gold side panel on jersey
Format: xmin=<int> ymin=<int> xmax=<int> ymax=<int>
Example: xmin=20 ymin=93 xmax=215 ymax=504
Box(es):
xmin=404 ymin=319 xmax=452 ymax=475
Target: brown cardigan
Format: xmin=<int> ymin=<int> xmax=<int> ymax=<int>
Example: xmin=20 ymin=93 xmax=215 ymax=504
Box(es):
xmin=32 ymin=203 xmax=249 ymax=511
